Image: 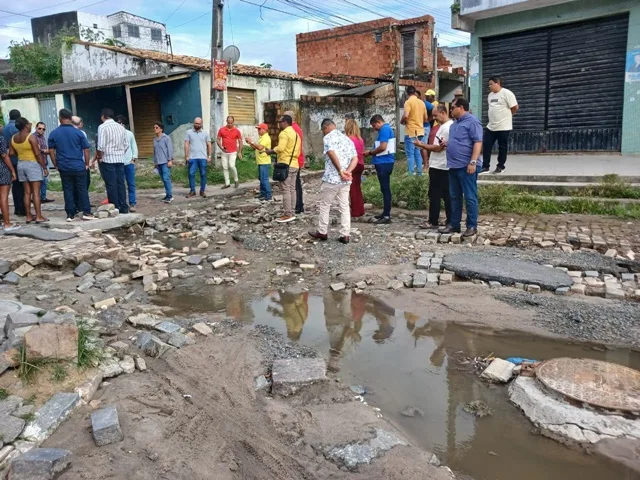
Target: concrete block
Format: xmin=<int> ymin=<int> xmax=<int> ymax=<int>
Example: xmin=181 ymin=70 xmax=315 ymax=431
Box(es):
xmin=73 ymin=262 xmax=92 ymax=277
xmin=13 ymin=263 xmax=34 ymax=277
xmin=415 ymin=257 xmax=430 ymax=270
xmin=426 ymin=273 xmax=439 ymax=286
xmin=0 ymin=414 xmax=25 ymax=443
xmin=481 ymin=358 xmax=516 ymax=383
xmin=119 ymin=356 xmax=135 ymax=374
xmin=75 ymin=372 xmax=104 ymax=404
xmin=439 ymin=273 xmax=453 ymax=285
xmin=91 ymin=406 xmax=123 ymax=446
xmin=24 ymin=324 xmax=78 ymax=361
xmin=8 ymin=448 xmax=71 ymax=479
xmin=526 ymin=285 xmax=541 ymax=294
xmin=271 ymin=358 xmax=327 ymax=396
xmin=412 ymin=271 xmax=427 ymax=288
xmin=571 ymin=284 xmax=586 ymax=295
xmin=154 ymin=321 xmax=181 ymax=334
xmin=167 ymin=332 xmax=194 ymax=348
xmin=555 ymin=287 xmax=570 ymax=296
xmin=192 ymin=323 xmax=213 ymax=336
xmin=135 ymin=332 xmax=169 ymax=358
xmin=330 ymin=282 xmax=346 ymax=292
xmin=22 ymin=393 xmax=80 ymax=443
xmin=212 ymin=258 xmax=231 ymax=269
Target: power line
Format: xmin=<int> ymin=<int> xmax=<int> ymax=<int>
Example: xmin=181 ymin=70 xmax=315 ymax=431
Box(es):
xmin=169 ymin=10 xmax=211 ymax=29
xmin=227 ymin=0 xmax=235 ymax=45
xmin=236 ymin=0 xmax=338 ymax=27
xmin=164 ymin=0 xmax=189 ymax=23
xmin=0 ymin=0 xmax=78 ymax=19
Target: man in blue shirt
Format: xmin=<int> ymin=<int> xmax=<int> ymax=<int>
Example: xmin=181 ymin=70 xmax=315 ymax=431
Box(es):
xmin=364 ymin=114 xmax=395 ymax=225
xmin=2 ymin=109 xmax=26 ymax=216
xmin=441 ymin=98 xmax=483 ymax=237
xmin=48 ymin=109 xmax=95 ymax=222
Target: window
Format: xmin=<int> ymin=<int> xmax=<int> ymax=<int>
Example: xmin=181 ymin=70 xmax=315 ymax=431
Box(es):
xmin=112 ymin=25 xmax=122 ymax=38
xmin=151 ymin=28 xmax=163 ymax=42
xmin=401 ymin=31 xmax=416 ymax=73
xmin=227 ymin=88 xmax=257 ymax=125
xmin=374 ymin=31 xmax=382 ymax=43
xmin=127 ymin=24 xmax=140 ymax=38
xmin=93 ymin=23 xmax=98 ymax=28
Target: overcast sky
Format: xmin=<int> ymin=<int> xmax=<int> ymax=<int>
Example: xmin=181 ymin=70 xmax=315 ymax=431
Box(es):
xmin=0 ymin=0 xmax=470 ymax=72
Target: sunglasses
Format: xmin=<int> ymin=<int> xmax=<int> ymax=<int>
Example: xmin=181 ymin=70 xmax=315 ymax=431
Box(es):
xmin=37 ymin=128 xmax=46 ymax=131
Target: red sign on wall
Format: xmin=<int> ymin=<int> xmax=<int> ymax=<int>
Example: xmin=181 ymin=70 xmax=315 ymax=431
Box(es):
xmin=213 ymin=60 xmax=228 ymax=91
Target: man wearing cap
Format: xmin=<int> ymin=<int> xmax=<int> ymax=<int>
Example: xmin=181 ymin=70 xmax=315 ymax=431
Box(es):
xmin=185 ymin=117 xmax=212 ymax=198
xmin=284 ymin=111 xmax=305 ymax=214
xmin=245 ymin=123 xmax=272 ymax=201
xmin=401 ymin=86 xmax=428 ymax=176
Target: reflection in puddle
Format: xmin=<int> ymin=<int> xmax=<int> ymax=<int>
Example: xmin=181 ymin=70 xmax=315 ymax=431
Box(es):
xmin=156 ymin=288 xmax=640 ymax=480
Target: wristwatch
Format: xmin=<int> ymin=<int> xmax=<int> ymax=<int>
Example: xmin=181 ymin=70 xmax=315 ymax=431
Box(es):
xmin=470 ymin=160 xmax=477 ymax=166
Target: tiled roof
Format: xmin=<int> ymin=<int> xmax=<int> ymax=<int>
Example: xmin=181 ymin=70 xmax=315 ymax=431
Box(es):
xmin=73 ymin=41 xmax=354 ymax=88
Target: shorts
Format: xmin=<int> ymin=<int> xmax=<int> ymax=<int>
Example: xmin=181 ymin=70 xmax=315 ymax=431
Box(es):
xmin=17 ymin=161 xmax=44 ymax=183
xmin=0 ymin=161 xmax=12 ymax=186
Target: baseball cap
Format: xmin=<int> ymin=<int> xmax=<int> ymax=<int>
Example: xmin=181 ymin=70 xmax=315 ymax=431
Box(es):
xmin=426 ymin=89 xmax=436 ymax=96
xmin=256 ymin=123 xmax=268 ymax=130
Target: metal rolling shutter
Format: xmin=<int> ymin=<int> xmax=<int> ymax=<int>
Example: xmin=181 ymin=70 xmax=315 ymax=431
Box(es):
xmin=481 ymin=14 xmax=628 ymax=152
xmin=131 ymin=90 xmax=162 ymax=159
xmin=227 ymin=88 xmax=257 ymax=125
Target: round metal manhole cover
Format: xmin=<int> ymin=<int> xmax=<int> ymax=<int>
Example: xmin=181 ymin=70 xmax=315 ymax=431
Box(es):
xmin=537 ymin=358 xmax=640 ymax=413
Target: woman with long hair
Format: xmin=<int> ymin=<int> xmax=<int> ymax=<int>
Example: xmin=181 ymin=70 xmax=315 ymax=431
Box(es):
xmin=10 ymin=118 xmax=48 ymax=223
xmin=345 ymin=119 xmax=365 ymax=217
xmin=0 ymin=129 xmax=19 ymax=231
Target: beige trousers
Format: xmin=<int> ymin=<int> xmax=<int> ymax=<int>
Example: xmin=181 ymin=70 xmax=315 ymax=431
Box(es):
xmin=318 ymin=182 xmax=351 ymax=237
xmin=281 ymin=167 xmax=298 ymax=216
xmin=221 ymin=152 xmax=238 ymax=185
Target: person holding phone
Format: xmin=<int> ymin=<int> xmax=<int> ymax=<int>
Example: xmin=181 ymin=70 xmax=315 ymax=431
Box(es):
xmin=415 ymin=104 xmax=453 ymax=229
xmin=400 ymin=86 xmax=428 ymax=176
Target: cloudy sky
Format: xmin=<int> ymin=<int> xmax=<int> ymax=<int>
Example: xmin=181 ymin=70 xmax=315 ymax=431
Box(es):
xmin=0 ymin=0 xmax=469 ymax=72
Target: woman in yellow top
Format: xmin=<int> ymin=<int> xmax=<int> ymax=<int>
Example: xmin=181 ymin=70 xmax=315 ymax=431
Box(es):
xmin=245 ymin=123 xmax=272 ymax=201
xmin=9 ymin=118 xmax=48 ymax=223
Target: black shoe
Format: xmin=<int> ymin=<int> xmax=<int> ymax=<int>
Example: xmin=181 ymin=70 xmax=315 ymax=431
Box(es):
xmin=463 ymin=228 xmax=478 ymax=237
xmin=373 ymin=214 xmax=384 ymax=220
xmin=439 ymin=225 xmax=461 ymax=234
xmin=479 ymin=167 xmax=491 ymax=175
xmin=41 ymin=198 xmax=55 ymax=203
xmin=373 ymin=217 xmax=391 ymax=225
xmin=295 ymin=209 xmax=304 ymax=214
xmin=493 ymin=167 xmax=505 ymax=174
xmin=338 ymin=236 xmax=350 ymax=244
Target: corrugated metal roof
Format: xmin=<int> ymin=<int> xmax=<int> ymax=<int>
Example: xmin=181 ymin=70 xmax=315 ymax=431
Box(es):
xmin=2 ymin=70 xmax=191 ymax=99
xmin=330 ymin=83 xmax=392 ymax=97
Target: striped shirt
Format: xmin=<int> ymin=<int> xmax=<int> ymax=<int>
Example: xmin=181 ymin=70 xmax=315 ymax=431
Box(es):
xmin=97 ymin=119 xmax=129 ymax=164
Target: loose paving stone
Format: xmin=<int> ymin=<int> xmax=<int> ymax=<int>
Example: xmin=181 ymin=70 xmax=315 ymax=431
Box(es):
xmin=0 ymin=414 xmax=25 ymax=443
xmin=621 ymin=273 xmax=636 ymax=282
xmin=585 ymin=271 xmax=600 ymax=278
xmin=99 ymin=359 xmax=124 ymax=379
xmin=606 ymin=288 xmax=626 ymax=301
xmin=8 ymin=448 xmax=71 ymax=479
xmin=13 ymin=263 xmax=34 ymax=278
xmin=481 ymin=358 xmax=516 ymax=383
xmin=0 ymin=260 xmax=11 ymax=275
xmin=3 ymin=272 xmax=20 ymax=285
xmin=412 ymin=271 xmax=427 ymax=288
xmin=135 ymin=332 xmax=170 ymax=358
xmin=416 ymin=257 xmax=431 ymax=270
xmin=327 ymin=428 xmax=407 ymax=470
xmin=22 ymin=393 xmax=80 ymax=443
xmin=489 ymin=281 xmax=502 ymax=289
xmin=212 ymin=258 xmax=231 ymax=269
xmin=24 ymin=324 xmax=78 ymax=360
xmin=192 ymin=323 xmax=213 ymax=336
xmin=527 ymin=285 xmax=542 ymax=294
xmin=439 ymin=273 xmax=453 ymax=285
xmin=119 ymin=356 xmax=135 ymax=374
xmin=91 ymin=406 xmax=124 ymax=446
xmin=4 ymin=226 xmax=76 ymax=242
xmin=387 ymin=280 xmax=404 ymax=290
xmin=571 ymin=284 xmax=587 ymax=295
xmin=330 ymin=283 xmax=346 ymax=292
xmin=73 ymin=262 xmax=92 ymax=277
xmin=271 ymin=358 xmax=327 ymax=396
xmin=93 ymin=298 xmax=116 ymax=310
xmin=134 ymin=356 xmax=147 ymax=371
xmin=154 ymin=321 xmax=181 ymax=334
xmin=443 ymin=252 xmax=573 ymax=291
xmin=5 ymin=312 xmax=40 ymax=336
xmin=555 ymin=287 xmax=570 ymax=296
xmin=127 ymin=314 xmax=160 ymax=329
xmin=186 ymin=256 xmax=203 ymax=266
xmin=75 ymin=372 xmax=103 ymax=404
xmin=94 ymin=259 xmax=114 ymax=271
xmin=426 ymin=274 xmax=439 ymax=286
xmin=167 ymin=332 xmax=194 ymax=348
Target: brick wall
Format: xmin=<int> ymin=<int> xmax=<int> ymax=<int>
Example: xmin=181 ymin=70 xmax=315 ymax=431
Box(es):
xmin=297 ymin=16 xmax=435 ymax=87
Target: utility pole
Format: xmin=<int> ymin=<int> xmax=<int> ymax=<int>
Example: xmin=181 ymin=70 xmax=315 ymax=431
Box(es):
xmin=210 ymin=0 xmax=224 ymax=167
xmin=393 ymin=64 xmax=400 ymax=140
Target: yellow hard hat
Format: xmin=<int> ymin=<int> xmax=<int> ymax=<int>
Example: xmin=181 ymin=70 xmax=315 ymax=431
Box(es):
xmin=426 ymin=89 xmax=436 ymax=96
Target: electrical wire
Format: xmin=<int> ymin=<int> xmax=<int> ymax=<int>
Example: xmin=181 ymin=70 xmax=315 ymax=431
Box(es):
xmin=227 ymin=0 xmax=235 ymax=45
xmin=236 ymin=0 xmax=338 ymax=27
xmin=164 ymin=0 xmax=189 ymax=23
xmin=169 ymin=10 xmax=211 ymax=29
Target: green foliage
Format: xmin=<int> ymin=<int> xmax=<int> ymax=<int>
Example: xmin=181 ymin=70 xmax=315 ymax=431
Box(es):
xmin=15 ymin=346 xmax=45 ymax=384
xmin=77 ymin=320 xmax=102 ymax=369
xmin=24 ymin=394 xmax=37 ymax=405
xmin=20 ymin=412 xmax=36 ymax=423
xmin=51 ymin=364 xmax=68 ymax=383
xmin=260 ymin=62 xmax=273 ymax=69
xmin=103 ymin=38 xmax=126 ymax=48
xmin=0 ymin=388 xmax=8 ymax=400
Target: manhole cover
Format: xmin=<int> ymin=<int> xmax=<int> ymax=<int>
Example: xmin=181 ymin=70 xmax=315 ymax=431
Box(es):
xmin=537 ymin=358 xmax=640 ymax=413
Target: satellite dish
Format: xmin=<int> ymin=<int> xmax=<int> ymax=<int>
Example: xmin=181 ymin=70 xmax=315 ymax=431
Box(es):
xmin=222 ymin=45 xmax=240 ymax=65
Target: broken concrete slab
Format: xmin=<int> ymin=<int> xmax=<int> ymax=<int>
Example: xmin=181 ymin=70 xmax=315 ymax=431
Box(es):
xmin=443 ymin=252 xmax=573 ymax=291
xmin=22 ymin=393 xmax=80 ymax=443
xmin=24 ymin=324 xmax=78 ymax=361
xmin=167 ymin=332 xmax=194 ymax=348
xmin=46 ymin=213 xmax=145 ymax=232
xmin=91 ymin=406 xmax=124 ymax=446
xmin=135 ymin=332 xmax=170 ymax=358
xmin=75 ymin=372 xmax=103 ymax=404
xmin=509 ymin=376 xmax=640 ymax=445
xmin=0 ymin=396 xmax=24 ymax=416
xmin=3 ymin=225 xmax=76 ymax=241
xmin=330 ymin=282 xmax=346 ymax=292
xmin=119 ymin=356 xmax=135 ymax=374
xmin=271 ymin=358 xmax=327 ymax=396
xmin=5 ymin=312 xmax=40 ymax=336
xmin=100 ymin=359 xmax=124 ymax=379
xmin=13 ymin=263 xmax=34 ymax=277
xmin=192 ymin=323 xmax=212 ymax=336
xmin=327 ymin=428 xmax=408 ymax=470
xmin=593 ymin=438 xmax=640 ymax=474
xmin=8 ymin=448 xmax=71 ymax=479
xmin=154 ymin=321 xmax=181 ymax=334
xmin=481 ymin=358 xmax=516 ymax=383
xmin=126 ymin=314 xmax=160 ymax=329
xmin=3 ymin=272 xmax=20 ymax=285
xmin=0 ymin=414 xmax=26 ymax=443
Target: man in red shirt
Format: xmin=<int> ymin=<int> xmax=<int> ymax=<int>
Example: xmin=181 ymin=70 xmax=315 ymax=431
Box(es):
xmin=216 ymin=116 xmax=243 ymax=189
xmin=284 ymin=111 xmax=304 ymax=213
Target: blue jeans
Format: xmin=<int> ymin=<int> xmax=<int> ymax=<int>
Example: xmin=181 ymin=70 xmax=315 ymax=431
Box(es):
xmin=157 ymin=163 xmax=172 ymax=199
xmin=449 ymin=167 xmax=479 ymax=230
xmin=124 ymin=163 xmax=136 ymax=206
xmin=40 ymin=173 xmax=49 ymax=200
xmin=404 ymin=135 xmax=424 ymax=175
xmin=101 ymin=162 xmax=129 ymax=214
xmin=188 ymin=158 xmax=207 ymax=193
xmin=60 ymin=170 xmax=90 ymax=218
xmin=375 ymin=163 xmax=394 ymax=217
xmin=258 ymin=164 xmax=272 ymax=199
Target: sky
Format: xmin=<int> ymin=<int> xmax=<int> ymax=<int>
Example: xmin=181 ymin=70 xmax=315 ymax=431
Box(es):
xmin=0 ymin=0 xmax=470 ymax=73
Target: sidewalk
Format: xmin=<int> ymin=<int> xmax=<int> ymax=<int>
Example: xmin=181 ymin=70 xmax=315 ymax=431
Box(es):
xmin=493 ymin=154 xmax=639 ymax=179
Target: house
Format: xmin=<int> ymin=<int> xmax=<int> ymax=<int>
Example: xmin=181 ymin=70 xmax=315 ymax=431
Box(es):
xmin=452 ymin=0 xmax=639 ymax=154
xmin=296 ymin=15 xmax=436 ymax=92
xmin=31 ymin=11 xmax=168 ymax=53
xmin=1 ymin=42 xmax=351 ymax=159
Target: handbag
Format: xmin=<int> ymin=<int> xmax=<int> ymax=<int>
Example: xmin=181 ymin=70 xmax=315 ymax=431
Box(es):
xmin=272 ymin=133 xmax=298 ymax=182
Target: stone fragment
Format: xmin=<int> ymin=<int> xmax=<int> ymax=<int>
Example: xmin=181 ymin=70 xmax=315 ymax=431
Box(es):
xmin=192 ymin=323 xmax=213 ymax=336
xmin=94 ymin=259 xmax=114 ymax=271
xmin=439 ymin=273 xmax=453 ymax=285
xmin=605 ymin=249 xmax=617 ymax=258
xmin=571 ymin=284 xmax=586 ymax=295
xmin=330 ymin=283 xmax=346 ymax=292
xmin=134 ymin=356 xmax=147 ymax=371
xmin=167 ymin=332 xmax=194 ymax=348
xmin=621 ymin=273 xmax=636 ymax=282
xmin=119 ymin=356 xmax=135 ymax=374
xmin=0 ymin=445 xmax=14 ymax=463
xmin=412 ymin=271 xmax=427 ymax=288
xmin=527 ymin=285 xmax=541 ymax=294
xmin=555 ymin=287 xmax=570 ymax=296
xmin=131 ymin=269 xmax=153 ymax=279
xmin=94 ymin=297 xmax=116 ymax=310
xmin=73 ymin=262 xmax=92 ymax=277
xmin=605 ymin=287 xmax=625 ymax=301
xmin=416 ymin=257 xmax=430 ymax=270
xmin=22 ymin=393 xmax=80 ymax=443
xmin=387 ymin=280 xmax=404 ymax=290
xmin=186 ymin=256 xmax=203 ymax=266
xmin=327 ymin=428 xmax=407 ymax=470
xmin=5 ymin=312 xmax=39 ymax=336
xmin=154 ymin=321 xmax=181 ymax=334
xmin=12 ymin=405 xmax=35 ymax=419
xmin=299 ymin=264 xmax=315 ymax=270
xmin=8 ymin=448 xmax=71 ymax=480
xmin=584 ymin=271 xmax=599 ymax=278
xmin=127 ymin=314 xmax=160 ymax=328
xmin=271 ymin=358 xmax=327 ymax=396
xmin=0 ymin=395 xmax=24 ymax=416
xmin=91 ymin=406 xmax=124 ymax=446
xmin=489 ymin=281 xmax=502 ymax=289
xmin=99 ymin=358 xmax=124 ymax=379
xmin=426 ymin=273 xmax=439 ymax=286
xmin=24 ymin=324 xmax=78 ymax=361
xmin=135 ymin=332 xmax=169 ymax=358
xmin=212 ymin=258 xmax=231 ymax=269
xmin=3 ymin=272 xmax=20 ymax=285
xmin=13 ymin=263 xmax=34 ymax=277
xmin=0 ymin=414 xmax=25 ymax=443
xmin=75 ymin=372 xmax=103 ymax=404
xmin=255 ymin=375 xmax=270 ymax=391
xmin=451 ymin=233 xmax=462 ymax=244
xmin=481 ymin=358 xmax=516 ymax=383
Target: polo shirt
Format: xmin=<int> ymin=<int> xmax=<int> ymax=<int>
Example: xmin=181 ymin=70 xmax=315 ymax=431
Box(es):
xmin=273 ymin=126 xmax=301 ymax=169
xmin=403 ymin=95 xmax=426 ymax=137
xmin=372 ymin=124 xmax=395 ymax=165
xmin=217 ymin=126 xmax=242 ymax=153
xmin=47 ymin=124 xmax=91 ymax=172
xmin=446 ymin=113 xmax=483 ymax=170
xmin=185 ymin=128 xmax=210 ymax=159
xmin=256 ymin=133 xmax=271 ymax=165
xmin=3 ymin=121 xmax=18 ymax=164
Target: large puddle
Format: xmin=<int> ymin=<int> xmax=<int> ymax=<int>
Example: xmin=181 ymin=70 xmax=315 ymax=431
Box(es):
xmin=155 ymin=288 xmax=640 ymax=480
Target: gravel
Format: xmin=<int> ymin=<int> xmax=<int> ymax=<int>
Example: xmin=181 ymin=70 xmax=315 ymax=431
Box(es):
xmin=496 ymin=291 xmax=640 ymax=348
xmin=252 ymin=324 xmax=317 ymax=362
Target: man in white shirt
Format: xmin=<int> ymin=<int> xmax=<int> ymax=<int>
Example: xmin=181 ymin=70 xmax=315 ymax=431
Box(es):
xmin=415 ymin=104 xmax=453 ymax=229
xmin=482 ymin=76 xmax=518 ymax=174
xmin=116 ymin=115 xmax=138 ymax=212
xmin=96 ymin=108 xmax=130 ymax=213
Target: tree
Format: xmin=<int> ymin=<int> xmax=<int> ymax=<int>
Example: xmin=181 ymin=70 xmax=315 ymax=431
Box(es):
xmin=260 ymin=62 xmax=272 ymax=69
